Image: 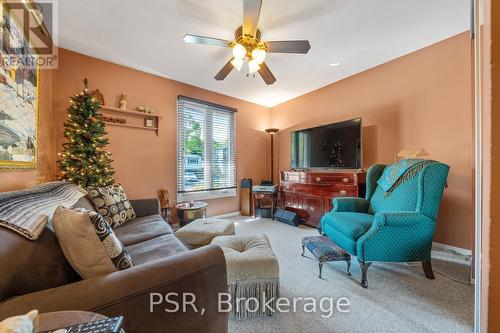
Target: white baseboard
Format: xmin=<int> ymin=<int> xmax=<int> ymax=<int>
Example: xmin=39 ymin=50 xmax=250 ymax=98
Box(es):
xmin=431 ymin=242 xmax=472 ymax=265
xmin=432 ymin=242 xmax=472 ymax=256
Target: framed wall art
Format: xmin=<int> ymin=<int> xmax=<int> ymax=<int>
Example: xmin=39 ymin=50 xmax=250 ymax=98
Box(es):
xmin=0 ymin=2 xmax=40 ymax=169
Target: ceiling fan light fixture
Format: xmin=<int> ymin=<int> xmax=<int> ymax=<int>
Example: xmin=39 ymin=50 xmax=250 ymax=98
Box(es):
xmin=248 ymin=59 xmax=260 ymax=74
xmin=251 ymin=48 xmax=266 ymax=64
xmin=230 ymin=58 xmax=244 ymax=71
xmin=232 ymin=43 xmax=247 ymax=60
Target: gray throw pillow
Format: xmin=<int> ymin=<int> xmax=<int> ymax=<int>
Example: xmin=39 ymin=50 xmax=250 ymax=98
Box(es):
xmin=53 ymin=206 xmax=134 ymax=279
xmin=86 ymin=184 xmax=136 ymax=228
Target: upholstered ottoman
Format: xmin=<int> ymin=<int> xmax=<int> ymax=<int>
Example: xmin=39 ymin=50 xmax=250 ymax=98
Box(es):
xmin=301 ymin=235 xmax=351 ymax=278
xmin=176 ymin=218 xmax=235 ymax=248
xmin=211 ymin=234 xmax=279 ymax=319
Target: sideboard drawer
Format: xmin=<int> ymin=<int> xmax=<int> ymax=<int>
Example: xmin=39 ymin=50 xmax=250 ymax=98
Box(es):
xmin=307 ymin=173 xmax=356 ymax=185
xmin=332 ymin=186 xmax=358 ymax=197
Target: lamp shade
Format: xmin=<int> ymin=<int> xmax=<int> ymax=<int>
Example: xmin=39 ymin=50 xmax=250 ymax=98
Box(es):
xmin=248 ymin=59 xmax=260 ymax=73
xmin=232 ymin=43 xmax=246 ymax=60
xmin=265 ymin=128 xmax=279 ymax=134
xmin=395 ymin=148 xmax=429 ymax=160
xmin=230 ymin=58 xmax=244 ymax=71
xmin=251 ymin=48 xmax=266 ymax=64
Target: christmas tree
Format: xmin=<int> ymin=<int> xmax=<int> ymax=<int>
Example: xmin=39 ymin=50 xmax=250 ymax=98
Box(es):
xmin=330 ymin=141 xmax=344 ymax=168
xmin=57 ymin=79 xmax=115 ymax=187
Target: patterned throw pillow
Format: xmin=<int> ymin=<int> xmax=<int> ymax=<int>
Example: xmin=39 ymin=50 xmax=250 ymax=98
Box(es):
xmin=88 ymin=211 xmax=134 ymax=271
xmin=52 ymin=206 xmax=134 ymax=279
xmin=86 ymin=184 xmax=136 ymax=228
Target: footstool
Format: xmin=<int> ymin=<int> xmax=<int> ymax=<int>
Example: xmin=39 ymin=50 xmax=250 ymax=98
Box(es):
xmin=301 ymin=236 xmax=351 ymax=278
xmin=211 ymin=234 xmax=279 ymax=319
xmin=176 ymin=218 xmax=235 ymax=248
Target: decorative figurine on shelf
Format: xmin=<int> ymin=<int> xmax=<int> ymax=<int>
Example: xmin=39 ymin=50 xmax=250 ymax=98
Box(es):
xmin=158 ymin=188 xmax=172 ymax=226
xmin=119 ymin=94 xmax=127 ymax=110
xmin=136 ymin=105 xmax=154 ymax=114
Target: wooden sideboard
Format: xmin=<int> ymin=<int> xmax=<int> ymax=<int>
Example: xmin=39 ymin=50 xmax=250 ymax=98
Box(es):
xmin=279 ymin=170 xmax=366 ymax=227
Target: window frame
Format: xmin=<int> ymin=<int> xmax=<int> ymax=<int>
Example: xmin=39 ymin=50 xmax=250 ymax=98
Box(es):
xmin=176 ymin=96 xmax=237 ymax=202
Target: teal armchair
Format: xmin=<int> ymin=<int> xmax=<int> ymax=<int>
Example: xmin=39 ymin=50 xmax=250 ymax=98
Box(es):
xmin=319 ymin=161 xmax=449 ymax=288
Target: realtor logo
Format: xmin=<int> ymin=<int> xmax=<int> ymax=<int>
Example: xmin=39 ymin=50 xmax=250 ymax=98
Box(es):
xmin=1 ymin=0 xmax=58 ymax=69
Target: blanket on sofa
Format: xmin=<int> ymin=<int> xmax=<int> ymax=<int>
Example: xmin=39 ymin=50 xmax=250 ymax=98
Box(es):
xmin=0 ymin=181 xmax=87 ymax=240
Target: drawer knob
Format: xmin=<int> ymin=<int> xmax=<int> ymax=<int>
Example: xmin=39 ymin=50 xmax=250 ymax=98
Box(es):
xmin=315 ymin=177 xmax=322 ymax=182
xmin=343 ymin=178 xmax=349 ymax=183
xmin=310 ymin=206 xmax=315 ymax=212
xmin=340 ymin=190 xmax=347 ymax=196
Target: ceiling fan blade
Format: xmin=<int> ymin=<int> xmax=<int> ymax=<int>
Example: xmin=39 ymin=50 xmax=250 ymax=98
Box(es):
xmin=265 ymin=40 xmax=311 ymax=54
xmin=215 ymin=58 xmax=235 ymax=81
xmin=258 ymin=62 xmax=276 ymax=85
xmin=243 ymin=0 xmax=262 ymax=37
xmin=183 ymin=34 xmax=231 ymax=47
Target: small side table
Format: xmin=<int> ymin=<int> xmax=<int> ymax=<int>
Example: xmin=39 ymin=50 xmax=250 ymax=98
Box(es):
xmin=253 ymin=191 xmax=277 ymax=220
xmin=175 ymin=201 xmax=208 ymax=227
xmin=161 ymin=206 xmax=172 ymax=226
xmin=35 ymin=311 xmax=124 ymax=332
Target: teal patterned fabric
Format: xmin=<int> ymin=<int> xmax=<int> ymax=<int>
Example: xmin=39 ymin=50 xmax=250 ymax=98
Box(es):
xmin=332 ymin=197 xmax=369 ymax=213
xmin=322 ymin=212 xmax=373 ymax=240
xmin=376 ymin=159 xmax=430 ymax=191
xmin=319 ymin=161 xmax=449 ymax=263
xmin=368 ymin=175 xmax=419 ymax=214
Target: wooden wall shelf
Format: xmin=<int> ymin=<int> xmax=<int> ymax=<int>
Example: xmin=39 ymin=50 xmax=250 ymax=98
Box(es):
xmin=99 ymin=106 xmax=160 ymax=136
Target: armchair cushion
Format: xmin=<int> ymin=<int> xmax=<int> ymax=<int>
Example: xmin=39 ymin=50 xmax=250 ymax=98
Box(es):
xmin=321 ymin=212 xmax=373 ymax=240
xmin=332 ymin=197 xmax=369 ymax=213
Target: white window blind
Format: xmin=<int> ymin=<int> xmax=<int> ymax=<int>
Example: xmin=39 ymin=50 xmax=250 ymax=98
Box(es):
xmin=177 ymin=96 xmax=237 ymax=201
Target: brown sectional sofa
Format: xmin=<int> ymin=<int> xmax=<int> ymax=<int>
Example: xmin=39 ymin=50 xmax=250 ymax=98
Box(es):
xmin=0 ymin=196 xmax=228 ymax=333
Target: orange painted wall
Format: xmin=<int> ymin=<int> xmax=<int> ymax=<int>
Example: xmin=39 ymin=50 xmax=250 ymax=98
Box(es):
xmin=1 ymin=34 xmax=473 ymax=250
xmin=270 ymin=33 xmax=473 ymax=250
xmin=0 ymin=69 xmax=57 ymax=192
xmin=54 ymin=49 xmax=270 ymax=217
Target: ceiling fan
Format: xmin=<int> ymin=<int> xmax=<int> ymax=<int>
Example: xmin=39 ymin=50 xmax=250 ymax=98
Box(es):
xmin=182 ymin=0 xmax=311 ymax=85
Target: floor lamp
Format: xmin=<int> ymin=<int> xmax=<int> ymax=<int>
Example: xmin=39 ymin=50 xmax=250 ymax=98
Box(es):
xmin=265 ymin=128 xmax=279 ymax=184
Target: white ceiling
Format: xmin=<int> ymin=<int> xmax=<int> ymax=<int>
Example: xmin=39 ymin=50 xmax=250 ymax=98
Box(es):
xmin=56 ymin=0 xmax=470 ymax=107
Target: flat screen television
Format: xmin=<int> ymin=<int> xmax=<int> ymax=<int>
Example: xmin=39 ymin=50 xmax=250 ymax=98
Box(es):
xmin=290 ymin=118 xmax=362 ymax=169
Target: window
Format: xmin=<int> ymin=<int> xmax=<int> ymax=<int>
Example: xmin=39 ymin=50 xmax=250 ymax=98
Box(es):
xmin=177 ymin=96 xmax=237 ymax=201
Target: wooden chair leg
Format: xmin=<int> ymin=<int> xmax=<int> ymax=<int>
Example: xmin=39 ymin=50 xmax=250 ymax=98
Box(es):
xmin=422 ymin=260 xmax=435 ymax=279
xmin=319 ymin=262 xmax=324 ymax=279
xmin=358 ymin=259 xmax=372 ymax=288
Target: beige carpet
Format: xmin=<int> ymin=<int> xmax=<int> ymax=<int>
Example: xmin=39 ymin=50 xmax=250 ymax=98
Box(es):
xmin=228 ymin=216 xmax=474 ymax=333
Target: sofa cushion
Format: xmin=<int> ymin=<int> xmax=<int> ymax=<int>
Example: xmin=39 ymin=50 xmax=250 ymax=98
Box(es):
xmin=52 ymin=207 xmax=134 ymax=279
xmin=113 ymin=215 xmax=172 ymax=247
xmin=86 ymin=184 xmax=136 ymax=228
xmin=0 ymin=227 xmax=80 ymax=302
xmin=321 ymin=212 xmax=374 ymax=240
xmin=126 ymin=234 xmax=189 ymax=265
